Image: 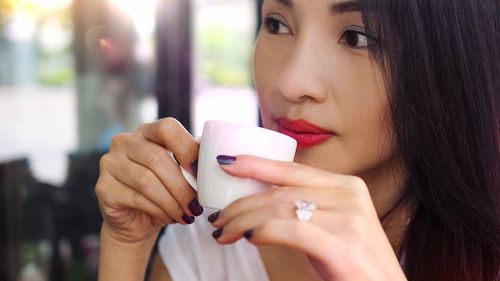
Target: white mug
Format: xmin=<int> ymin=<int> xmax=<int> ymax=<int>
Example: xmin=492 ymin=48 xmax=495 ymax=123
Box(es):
xmin=180 ymin=120 xmax=297 ymax=210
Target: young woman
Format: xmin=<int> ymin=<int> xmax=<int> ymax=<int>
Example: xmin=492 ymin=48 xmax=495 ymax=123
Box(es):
xmin=95 ymin=0 xmax=499 ymax=280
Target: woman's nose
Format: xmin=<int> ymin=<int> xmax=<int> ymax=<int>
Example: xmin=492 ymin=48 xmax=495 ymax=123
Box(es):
xmin=277 ymin=40 xmax=330 ymax=103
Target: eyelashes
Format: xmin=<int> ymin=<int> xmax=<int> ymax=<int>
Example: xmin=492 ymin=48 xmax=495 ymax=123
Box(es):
xmin=263 ymin=15 xmax=379 ymax=49
xmin=339 ymin=29 xmax=378 ymax=48
xmin=264 ymin=16 xmax=290 ymax=35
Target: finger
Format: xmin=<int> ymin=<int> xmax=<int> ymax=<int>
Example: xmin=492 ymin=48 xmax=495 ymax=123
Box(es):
xmin=120 ymin=136 xmax=200 ymax=216
xmin=96 ymin=174 xmax=175 ymax=225
xmin=218 ymin=154 xmax=348 ymax=189
xmin=102 ymin=154 xmax=192 ymax=224
xmin=212 ymin=186 xmax=352 ymax=228
xmin=215 ymin=205 xmax=336 ymax=244
xmin=246 ymin=219 xmax=343 ymax=273
xmin=214 ymin=203 xmax=292 ymax=243
xmin=138 ymin=117 xmax=199 ymax=171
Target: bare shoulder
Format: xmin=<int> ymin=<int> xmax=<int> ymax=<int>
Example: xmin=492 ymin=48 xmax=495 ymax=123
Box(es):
xmin=149 ymin=254 xmax=172 ymax=281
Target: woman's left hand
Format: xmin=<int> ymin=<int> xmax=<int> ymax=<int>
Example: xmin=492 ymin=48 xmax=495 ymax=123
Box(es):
xmin=210 ymin=155 xmax=407 ymax=281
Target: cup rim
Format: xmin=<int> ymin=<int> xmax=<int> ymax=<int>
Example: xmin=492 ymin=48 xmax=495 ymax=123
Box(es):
xmin=204 ymin=120 xmax=297 ymax=145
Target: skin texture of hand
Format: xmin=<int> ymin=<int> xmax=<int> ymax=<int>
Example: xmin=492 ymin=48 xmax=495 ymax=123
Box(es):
xmin=210 ymin=155 xmax=407 ymax=281
xmin=95 ymin=117 xmax=201 ymax=280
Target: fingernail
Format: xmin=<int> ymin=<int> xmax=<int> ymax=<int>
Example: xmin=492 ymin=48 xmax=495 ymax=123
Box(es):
xmin=182 ymin=214 xmax=195 ymax=224
xmin=208 ymin=211 xmax=220 ymax=223
xmin=190 ymin=160 xmax=198 ymax=176
xmin=189 ymin=199 xmax=203 ymax=216
xmin=244 ymin=230 xmax=253 ymax=240
xmin=212 ymin=228 xmax=223 ymax=239
xmin=216 ymin=155 xmax=236 ymax=165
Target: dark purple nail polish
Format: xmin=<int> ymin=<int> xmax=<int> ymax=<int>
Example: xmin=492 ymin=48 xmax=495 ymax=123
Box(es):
xmin=208 ymin=211 xmax=221 ymax=223
xmin=216 ymin=155 xmax=236 ymax=165
xmin=190 ymin=160 xmax=198 ymax=176
xmin=244 ymin=230 xmax=253 ymax=240
xmin=212 ymin=228 xmax=223 ymax=239
xmin=189 ymin=199 xmax=203 ymax=216
xmin=183 ymin=214 xmax=195 ymax=224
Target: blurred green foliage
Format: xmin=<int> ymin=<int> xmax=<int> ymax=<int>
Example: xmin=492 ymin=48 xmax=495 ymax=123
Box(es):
xmin=0 ymin=0 xmax=74 ymax=86
xmin=38 ymin=64 xmax=75 ymax=86
xmin=198 ymin=22 xmax=253 ymax=87
xmin=36 ymin=8 xmax=74 ymax=86
xmin=37 ymin=39 xmax=75 ymax=86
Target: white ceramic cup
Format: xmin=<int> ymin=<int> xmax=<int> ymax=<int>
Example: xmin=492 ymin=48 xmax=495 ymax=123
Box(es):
xmin=180 ymin=120 xmax=297 ymax=210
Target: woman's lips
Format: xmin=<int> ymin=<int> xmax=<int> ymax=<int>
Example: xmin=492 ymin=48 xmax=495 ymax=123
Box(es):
xmin=277 ymin=118 xmax=334 ymax=149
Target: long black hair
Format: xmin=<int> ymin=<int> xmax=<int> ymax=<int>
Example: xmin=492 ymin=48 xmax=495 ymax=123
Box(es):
xmin=358 ymin=0 xmax=500 ymax=280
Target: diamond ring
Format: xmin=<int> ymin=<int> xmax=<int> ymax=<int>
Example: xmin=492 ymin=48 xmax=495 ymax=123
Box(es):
xmin=295 ymin=200 xmax=316 ymax=221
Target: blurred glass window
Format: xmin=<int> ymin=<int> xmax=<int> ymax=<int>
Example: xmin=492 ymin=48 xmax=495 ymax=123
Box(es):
xmin=192 ymin=0 xmax=258 ymax=136
xmin=0 ymin=0 xmax=258 ymax=280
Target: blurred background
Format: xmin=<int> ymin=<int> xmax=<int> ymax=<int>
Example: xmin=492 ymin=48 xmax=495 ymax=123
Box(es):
xmin=0 ymin=0 xmax=260 ymax=280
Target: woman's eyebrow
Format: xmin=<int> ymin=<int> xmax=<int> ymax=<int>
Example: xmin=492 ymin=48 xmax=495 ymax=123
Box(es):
xmin=272 ymin=0 xmax=293 ymax=8
xmin=269 ymin=0 xmax=360 ymax=14
xmin=330 ymin=1 xmax=361 ymax=14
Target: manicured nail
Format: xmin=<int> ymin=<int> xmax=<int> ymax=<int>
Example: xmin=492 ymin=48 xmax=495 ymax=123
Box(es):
xmin=216 ymin=155 xmax=236 ymax=165
xmin=208 ymin=211 xmax=221 ymax=223
xmin=212 ymin=228 xmax=223 ymax=239
xmin=190 ymin=160 xmax=198 ymax=176
xmin=189 ymin=199 xmax=203 ymax=216
xmin=244 ymin=230 xmax=253 ymax=240
xmin=182 ymin=214 xmax=195 ymax=224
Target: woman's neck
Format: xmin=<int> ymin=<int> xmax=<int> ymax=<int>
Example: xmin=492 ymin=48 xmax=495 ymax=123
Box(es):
xmin=358 ymin=154 xmax=411 ymax=256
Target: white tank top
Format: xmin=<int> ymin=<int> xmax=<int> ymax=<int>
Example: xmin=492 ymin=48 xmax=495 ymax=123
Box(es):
xmin=158 ymin=212 xmax=269 ymax=281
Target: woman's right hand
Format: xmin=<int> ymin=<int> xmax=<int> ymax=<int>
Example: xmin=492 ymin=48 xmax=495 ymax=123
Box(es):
xmin=95 ymin=117 xmax=202 ymax=245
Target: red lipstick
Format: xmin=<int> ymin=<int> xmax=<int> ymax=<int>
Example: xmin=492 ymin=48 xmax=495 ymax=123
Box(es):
xmin=277 ymin=118 xmax=334 ymax=149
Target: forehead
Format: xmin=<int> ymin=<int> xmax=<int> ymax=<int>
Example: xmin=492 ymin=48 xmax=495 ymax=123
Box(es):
xmin=263 ymin=0 xmax=361 ymax=14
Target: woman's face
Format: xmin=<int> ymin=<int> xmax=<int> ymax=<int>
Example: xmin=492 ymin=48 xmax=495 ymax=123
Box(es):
xmin=254 ymin=0 xmax=396 ymax=180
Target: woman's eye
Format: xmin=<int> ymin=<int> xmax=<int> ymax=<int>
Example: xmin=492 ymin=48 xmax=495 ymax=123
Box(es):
xmin=264 ymin=16 xmax=290 ymax=35
xmin=340 ymin=29 xmax=375 ymax=48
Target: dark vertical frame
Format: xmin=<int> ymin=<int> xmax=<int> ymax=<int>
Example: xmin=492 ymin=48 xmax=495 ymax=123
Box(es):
xmin=155 ymin=0 xmax=192 ymax=131
xmin=256 ymin=0 xmax=263 ymax=127
xmin=0 ymin=159 xmax=29 ymax=281
xmin=257 ymin=0 xmax=263 ymax=29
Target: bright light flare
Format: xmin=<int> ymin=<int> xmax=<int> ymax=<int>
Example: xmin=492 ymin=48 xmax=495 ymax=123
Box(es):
xmin=108 ymin=0 xmax=158 ymax=20
xmin=19 ymin=0 xmax=72 ymax=10
xmin=107 ymin=0 xmax=158 ymax=62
